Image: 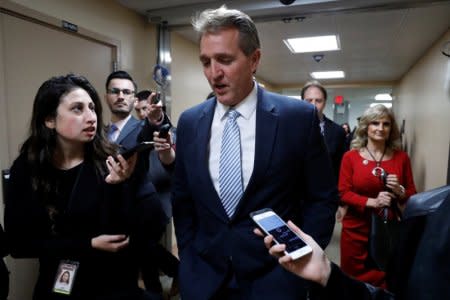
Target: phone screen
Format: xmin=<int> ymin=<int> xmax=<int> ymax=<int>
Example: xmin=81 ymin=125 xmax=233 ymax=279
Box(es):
xmin=257 ymin=214 xmax=307 ymax=253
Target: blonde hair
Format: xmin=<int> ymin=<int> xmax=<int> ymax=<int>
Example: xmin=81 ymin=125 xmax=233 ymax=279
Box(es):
xmin=351 ymin=104 xmax=401 ymax=150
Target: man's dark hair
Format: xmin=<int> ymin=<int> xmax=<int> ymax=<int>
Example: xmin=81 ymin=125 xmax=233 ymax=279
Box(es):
xmin=105 ymin=70 xmax=137 ymax=91
xmin=301 ymin=80 xmax=327 ymax=100
xmin=136 ymin=90 xmax=152 ymax=102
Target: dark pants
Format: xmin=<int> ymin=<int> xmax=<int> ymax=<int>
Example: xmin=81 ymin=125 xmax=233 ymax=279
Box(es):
xmin=142 ymin=244 xmax=179 ymax=293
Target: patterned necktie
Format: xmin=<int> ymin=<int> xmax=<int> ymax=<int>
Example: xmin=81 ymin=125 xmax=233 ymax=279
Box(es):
xmin=219 ymin=109 xmax=243 ymax=218
xmin=107 ymin=124 xmax=118 ymax=142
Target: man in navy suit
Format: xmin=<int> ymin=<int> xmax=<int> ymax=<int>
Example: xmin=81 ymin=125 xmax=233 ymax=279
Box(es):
xmin=301 ymin=80 xmax=346 ymax=181
xmin=172 ymin=6 xmax=338 ymax=300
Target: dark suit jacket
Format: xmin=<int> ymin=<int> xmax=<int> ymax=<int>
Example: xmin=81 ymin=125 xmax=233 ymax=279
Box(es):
xmin=322 ymin=116 xmax=346 ymax=181
xmin=172 ymin=87 xmax=338 ymax=300
xmin=115 ymin=116 xmax=144 ymax=150
xmin=315 ymin=189 xmax=450 ymax=300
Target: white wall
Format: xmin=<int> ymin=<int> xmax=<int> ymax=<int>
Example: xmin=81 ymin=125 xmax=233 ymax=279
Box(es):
xmin=394 ymin=29 xmax=450 ymax=191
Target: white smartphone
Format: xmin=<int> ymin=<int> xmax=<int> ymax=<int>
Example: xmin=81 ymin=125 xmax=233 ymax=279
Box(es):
xmin=250 ymin=208 xmax=312 ymax=260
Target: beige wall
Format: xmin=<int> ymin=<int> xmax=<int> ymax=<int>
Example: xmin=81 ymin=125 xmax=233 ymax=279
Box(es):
xmin=394 ymin=29 xmax=450 ymax=191
xmin=170 ymin=32 xmax=211 ymax=124
xmin=9 ymin=0 xmax=158 ymax=91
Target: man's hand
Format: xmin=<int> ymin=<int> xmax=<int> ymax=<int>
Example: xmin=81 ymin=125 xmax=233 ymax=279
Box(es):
xmin=146 ymin=92 xmax=164 ymax=125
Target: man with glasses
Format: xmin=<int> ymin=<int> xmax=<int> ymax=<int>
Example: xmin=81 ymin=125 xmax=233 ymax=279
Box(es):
xmin=104 ymin=70 xmax=171 ymax=300
xmin=105 ymin=70 xmax=143 ymax=146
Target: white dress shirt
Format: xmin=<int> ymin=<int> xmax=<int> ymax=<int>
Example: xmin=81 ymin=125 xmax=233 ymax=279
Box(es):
xmin=209 ymin=83 xmax=257 ymax=196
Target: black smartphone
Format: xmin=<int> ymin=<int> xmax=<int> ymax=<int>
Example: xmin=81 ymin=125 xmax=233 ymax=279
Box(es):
xmin=151 ymin=92 xmax=161 ymax=104
xmin=117 ymin=141 xmax=154 ymax=160
xmin=250 ymin=208 xmax=312 ymax=260
xmin=158 ymin=123 xmax=171 ymax=139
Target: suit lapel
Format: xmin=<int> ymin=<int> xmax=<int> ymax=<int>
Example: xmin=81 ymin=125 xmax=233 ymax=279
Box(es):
xmin=116 ymin=117 xmax=139 ymax=144
xmin=241 ymin=88 xmax=278 ymax=202
xmin=194 ymin=101 xmax=230 ymax=221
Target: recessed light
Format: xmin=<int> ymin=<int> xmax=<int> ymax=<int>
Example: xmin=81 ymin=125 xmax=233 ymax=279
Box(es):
xmin=310 ymin=71 xmax=345 ymax=79
xmin=370 ymin=102 xmax=392 ymax=108
xmin=284 ymin=35 xmax=340 ymax=53
xmin=374 ymin=93 xmax=392 ymax=101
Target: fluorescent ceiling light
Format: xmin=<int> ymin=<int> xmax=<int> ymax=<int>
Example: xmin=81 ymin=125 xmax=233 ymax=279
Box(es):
xmin=310 ymin=71 xmax=345 ymax=79
xmin=284 ymin=35 xmax=340 ymax=53
xmin=375 ymin=93 xmax=392 ymax=101
xmin=370 ymin=102 xmax=392 ymax=108
xmin=288 ymin=95 xmax=302 ymax=100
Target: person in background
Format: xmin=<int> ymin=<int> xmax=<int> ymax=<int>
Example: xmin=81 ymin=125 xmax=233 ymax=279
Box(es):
xmin=3 ymin=74 xmax=164 ymax=299
xmin=341 ymin=122 xmax=352 ymax=151
xmin=134 ymin=90 xmax=151 ymax=121
xmin=134 ymin=89 xmax=180 ymax=297
xmin=338 ymin=104 xmax=416 ymax=288
xmin=172 ymin=6 xmax=338 ymax=299
xmin=104 ymin=71 xmax=174 ymax=299
xmin=301 ymin=80 xmax=346 ymax=181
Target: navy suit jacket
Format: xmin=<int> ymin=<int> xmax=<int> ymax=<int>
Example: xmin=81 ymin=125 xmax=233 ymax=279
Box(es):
xmin=172 ymin=87 xmax=338 ymax=299
xmin=322 ymin=116 xmax=346 ymax=181
xmin=115 ymin=116 xmax=144 ymax=150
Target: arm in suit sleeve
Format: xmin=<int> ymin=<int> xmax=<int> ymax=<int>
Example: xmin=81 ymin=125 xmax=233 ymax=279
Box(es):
xmin=171 ymin=114 xmax=197 ymax=256
xmin=312 ymin=263 xmax=395 ymax=300
xmin=334 ymin=126 xmax=347 ymax=179
xmin=301 ymin=110 xmax=339 ymax=249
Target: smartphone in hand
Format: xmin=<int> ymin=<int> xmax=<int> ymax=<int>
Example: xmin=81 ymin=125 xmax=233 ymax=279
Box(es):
xmin=250 ymin=208 xmax=312 ymax=260
xmin=158 ymin=124 xmax=171 ymax=139
xmin=151 ymin=92 xmax=161 ymax=104
xmin=117 ymin=141 xmax=154 ymax=160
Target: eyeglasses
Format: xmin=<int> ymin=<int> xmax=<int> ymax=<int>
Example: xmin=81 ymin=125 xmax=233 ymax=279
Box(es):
xmin=107 ymin=88 xmax=135 ymax=96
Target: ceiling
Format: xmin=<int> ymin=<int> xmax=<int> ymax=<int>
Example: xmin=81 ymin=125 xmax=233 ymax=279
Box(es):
xmin=115 ymin=0 xmax=450 ymax=111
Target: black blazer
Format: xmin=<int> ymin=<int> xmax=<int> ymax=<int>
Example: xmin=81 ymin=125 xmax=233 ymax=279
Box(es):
xmin=4 ymin=153 xmax=164 ymax=299
xmin=173 ymin=87 xmax=338 ymax=299
xmin=322 ymin=116 xmax=346 ymax=181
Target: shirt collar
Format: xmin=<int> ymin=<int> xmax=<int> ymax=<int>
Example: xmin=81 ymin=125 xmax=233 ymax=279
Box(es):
xmin=113 ymin=114 xmax=132 ymax=131
xmin=217 ymin=82 xmax=258 ymax=121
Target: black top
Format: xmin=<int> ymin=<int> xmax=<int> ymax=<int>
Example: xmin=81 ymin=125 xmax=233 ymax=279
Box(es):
xmin=4 ymin=153 xmax=165 ymax=300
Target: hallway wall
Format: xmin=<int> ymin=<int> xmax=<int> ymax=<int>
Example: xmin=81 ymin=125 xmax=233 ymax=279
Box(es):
xmin=395 ymin=29 xmax=450 ymax=191
xmin=8 ymin=0 xmax=158 ymax=90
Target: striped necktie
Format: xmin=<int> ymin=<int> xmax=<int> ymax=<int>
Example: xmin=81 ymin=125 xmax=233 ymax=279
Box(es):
xmin=219 ymin=109 xmax=243 ymax=218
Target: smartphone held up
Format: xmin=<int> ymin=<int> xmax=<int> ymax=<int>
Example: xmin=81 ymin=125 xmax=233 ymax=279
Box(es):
xmin=250 ymin=208 xmax=312 ymax=260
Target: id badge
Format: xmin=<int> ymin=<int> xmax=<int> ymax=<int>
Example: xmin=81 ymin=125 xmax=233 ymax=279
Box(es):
xmin=52 ymin=260 xmax=79 ymax=295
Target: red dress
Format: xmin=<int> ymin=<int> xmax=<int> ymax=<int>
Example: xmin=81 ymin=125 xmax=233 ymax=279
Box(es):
xmin=338 ymin=149 xmax=416 ymax=288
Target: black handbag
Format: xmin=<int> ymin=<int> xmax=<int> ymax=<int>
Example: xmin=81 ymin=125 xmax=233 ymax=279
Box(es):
xmin=368 ymin=207 xmax=402 ymax=272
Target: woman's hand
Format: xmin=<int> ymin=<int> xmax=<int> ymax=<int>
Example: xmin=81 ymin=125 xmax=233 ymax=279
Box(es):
xmin=153 ymin=131 xmax=175 ymax=165
xmin=254 ymin=221 xmax=332 ymax=287
xmin=385 ymin=174 xmax=406 ymax=198
xmin=367 ymin=191 xmax=395 ymax=208
xmin=105 ymin=153 xmax=137 ymax=184
xmin=91 ymin=234 xmax=129 ymax=252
